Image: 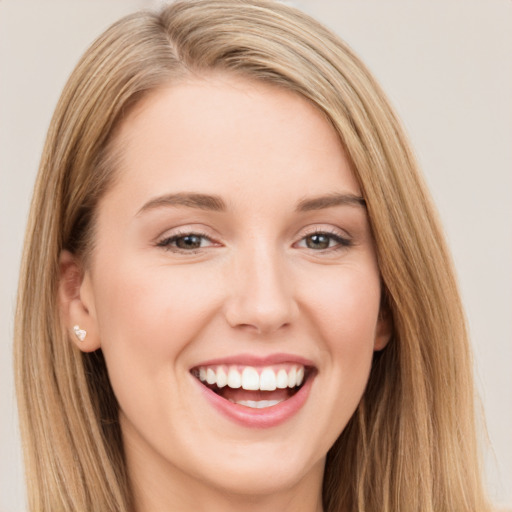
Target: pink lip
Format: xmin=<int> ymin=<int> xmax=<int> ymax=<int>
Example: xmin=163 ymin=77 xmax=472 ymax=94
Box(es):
xmin=192 ymin=352 xmax=315 ymax=368
xmin=191 ymin=365 xmax=316 ymax=429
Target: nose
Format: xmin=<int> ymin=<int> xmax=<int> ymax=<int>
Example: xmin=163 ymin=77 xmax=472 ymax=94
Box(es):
xmin=223 ymin=242 xmax=298 ymax=335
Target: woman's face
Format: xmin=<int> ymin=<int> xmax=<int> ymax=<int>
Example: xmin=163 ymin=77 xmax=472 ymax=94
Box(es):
xmin=75 ymin=74 xmax=390 ymax=505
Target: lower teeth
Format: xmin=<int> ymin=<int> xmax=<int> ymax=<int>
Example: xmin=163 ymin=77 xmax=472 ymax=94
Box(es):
xmin=228 ymin=399 xmax=283 ymax=409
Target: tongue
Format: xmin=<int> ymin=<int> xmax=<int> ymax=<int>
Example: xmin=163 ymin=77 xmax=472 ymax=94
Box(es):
xmin=219 ymin=387 xmax=293 ymax=403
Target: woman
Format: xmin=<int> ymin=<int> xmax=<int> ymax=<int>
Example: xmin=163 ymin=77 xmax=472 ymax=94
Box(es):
xmin=14 ymin=0 xmax=492 ymax=510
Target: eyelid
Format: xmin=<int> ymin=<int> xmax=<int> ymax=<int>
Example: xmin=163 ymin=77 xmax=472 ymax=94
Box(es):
xmin=293 ymin=225 xmax=353 ymax=252
xmin=154 ymin=224 xmax=353 ymax=254
xmin=297 ymin=224 xmax=352 ymax=241
xmin=154 ymin=223 xmax=219 ymax=243
xmin=156 ymin=227 xmax=221 ymax=253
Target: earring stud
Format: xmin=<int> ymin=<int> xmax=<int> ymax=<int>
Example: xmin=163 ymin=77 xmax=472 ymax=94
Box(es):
xmin=73 ymin=325 xmax=87 ymax=342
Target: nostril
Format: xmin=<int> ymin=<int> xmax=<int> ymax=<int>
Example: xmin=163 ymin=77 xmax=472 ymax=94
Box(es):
xmin=223 ymin=271 xmax=298 ymax=334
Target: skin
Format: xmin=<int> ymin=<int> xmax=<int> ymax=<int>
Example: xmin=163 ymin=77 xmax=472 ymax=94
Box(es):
xmin=59 ymin=74 xmax=391 ymax=512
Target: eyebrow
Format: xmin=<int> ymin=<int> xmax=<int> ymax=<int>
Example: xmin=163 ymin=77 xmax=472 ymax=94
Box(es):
xmin=136 ymin=191 xmax=366 ymax=216
xmin=137 ymin=193 xmax=226 ymax=216
xmin=295 ymin=193 xmax=366 ymax=212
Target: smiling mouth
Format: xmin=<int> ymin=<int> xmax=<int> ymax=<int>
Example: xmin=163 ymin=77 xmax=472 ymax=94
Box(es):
xmin=191 ymin=364 xmax=312 ymax=409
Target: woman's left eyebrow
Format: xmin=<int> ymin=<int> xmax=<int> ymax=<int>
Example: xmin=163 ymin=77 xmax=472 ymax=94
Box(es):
xmin=295 ymin=193 xmax=366 ymax=212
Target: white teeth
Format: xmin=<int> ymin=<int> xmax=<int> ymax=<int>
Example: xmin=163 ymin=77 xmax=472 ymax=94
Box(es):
xmin=287 ymin=366 xmax=297 ymax=388
xmin=216 ymin=367 xmax=227 ymax=388
xmin=259 ymin=368 xmax=277 ymax=391
xmin=227 ymin=367 xmax=242 ymax=388
xmin=206 ymin=368 xmax=216 ymax=385
xmin=241 ymin=367 xmax=260 ymax=390
xmin=196 ymin=364 xmax=307 ymax=391
xmin=276 ymin=369 xmax=288 ymax=389
xmin=232 ymin=399 xmax=283 ymax=409
xmin=296 ymin=366 xmax=305 ymax=387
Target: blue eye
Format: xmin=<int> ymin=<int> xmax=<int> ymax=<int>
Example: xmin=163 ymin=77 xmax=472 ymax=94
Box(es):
xmin=157 ymin=233 xmax=214 ymax=251
xmin=298 ymin=232 xmax=351 ymax=251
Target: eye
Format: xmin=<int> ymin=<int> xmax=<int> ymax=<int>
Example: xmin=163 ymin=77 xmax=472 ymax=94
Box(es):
xmin=157 ymin=232 xmax=216 ymax=252
xmin=296 ymin=231 xmax=352 ymax=251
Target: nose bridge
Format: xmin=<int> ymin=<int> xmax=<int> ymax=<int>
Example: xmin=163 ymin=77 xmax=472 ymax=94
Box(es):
xmin=225 ymin=236 xmax=296 ymax=334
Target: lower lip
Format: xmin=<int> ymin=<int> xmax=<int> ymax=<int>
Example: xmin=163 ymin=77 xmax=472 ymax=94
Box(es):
xmin=195 ymin=374 xmax=315 ymax=429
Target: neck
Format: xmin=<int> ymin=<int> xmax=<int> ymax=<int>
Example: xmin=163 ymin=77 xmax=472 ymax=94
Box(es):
xmin=132 ymin=480 xmax=324 ymax=512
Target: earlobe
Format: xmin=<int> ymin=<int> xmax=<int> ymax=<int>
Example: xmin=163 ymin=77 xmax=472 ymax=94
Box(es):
xmin=374 ymin=307 xmax=393 ymax=351
xmin=58 ymin=250 xmax=100 ymax=352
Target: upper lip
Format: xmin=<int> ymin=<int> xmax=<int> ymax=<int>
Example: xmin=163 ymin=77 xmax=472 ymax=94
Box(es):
xmin=190 ymin=352 xmax=315 ymax=369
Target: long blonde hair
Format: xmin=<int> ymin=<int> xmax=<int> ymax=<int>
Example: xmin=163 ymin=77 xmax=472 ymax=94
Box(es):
xmin=15 ymin=1 xmax=490 ymax=510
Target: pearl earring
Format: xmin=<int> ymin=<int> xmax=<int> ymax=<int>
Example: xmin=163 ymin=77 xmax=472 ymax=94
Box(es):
xmin=73 ymin=325 xmax=87 ymax=342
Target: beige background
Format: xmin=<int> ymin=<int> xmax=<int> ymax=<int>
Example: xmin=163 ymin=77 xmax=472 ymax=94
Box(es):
xmin=1 ymin=1 xmax=510 ymax=510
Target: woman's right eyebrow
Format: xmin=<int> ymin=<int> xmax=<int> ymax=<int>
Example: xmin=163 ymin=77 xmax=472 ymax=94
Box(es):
xmin=136 ymin=192 xmax=226 ymax=216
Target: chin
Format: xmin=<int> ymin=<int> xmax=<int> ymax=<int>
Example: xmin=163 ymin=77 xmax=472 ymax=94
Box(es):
xmin=199 ymin=455 xmax=325 ymax=498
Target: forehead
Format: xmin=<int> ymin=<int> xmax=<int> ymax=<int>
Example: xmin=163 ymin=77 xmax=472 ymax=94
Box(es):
xmin=103 ymin=73 xmax=360 ymax=213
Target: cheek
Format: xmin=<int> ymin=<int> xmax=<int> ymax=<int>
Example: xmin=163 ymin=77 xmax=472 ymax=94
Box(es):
xmin=90 ymin=259 xmax=227 ymax=435
xmin=304 ymin=262 xmax=382 ymax=348
xmin=92 ymin=258 xmax=223 ymax=376
xmin=302 ymin=262 xmax=381 ymax=402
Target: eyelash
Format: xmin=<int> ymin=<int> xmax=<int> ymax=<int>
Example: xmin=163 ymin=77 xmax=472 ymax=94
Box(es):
xmin=295 ymin=229 xmax=352 ymax=252
xmin=156 ymin=230 xmax=215 ymax=253
xmin=156 ymin=229 xmax=352 ymax=254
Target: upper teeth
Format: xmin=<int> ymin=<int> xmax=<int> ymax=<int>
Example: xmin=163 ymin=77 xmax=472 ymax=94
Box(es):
xmin=196 ymin=365 xmax=305 ymax=391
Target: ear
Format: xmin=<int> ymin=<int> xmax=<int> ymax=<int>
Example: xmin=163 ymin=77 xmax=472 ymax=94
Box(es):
xmin=58 ymin=250 xmax=101 ymax=352
xmin=374 ymin=306 xmax=393 ymax=351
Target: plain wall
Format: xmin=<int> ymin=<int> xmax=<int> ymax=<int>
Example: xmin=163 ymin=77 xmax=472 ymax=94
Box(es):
xmin=1 ymin=1 xmax=510 ymax=510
